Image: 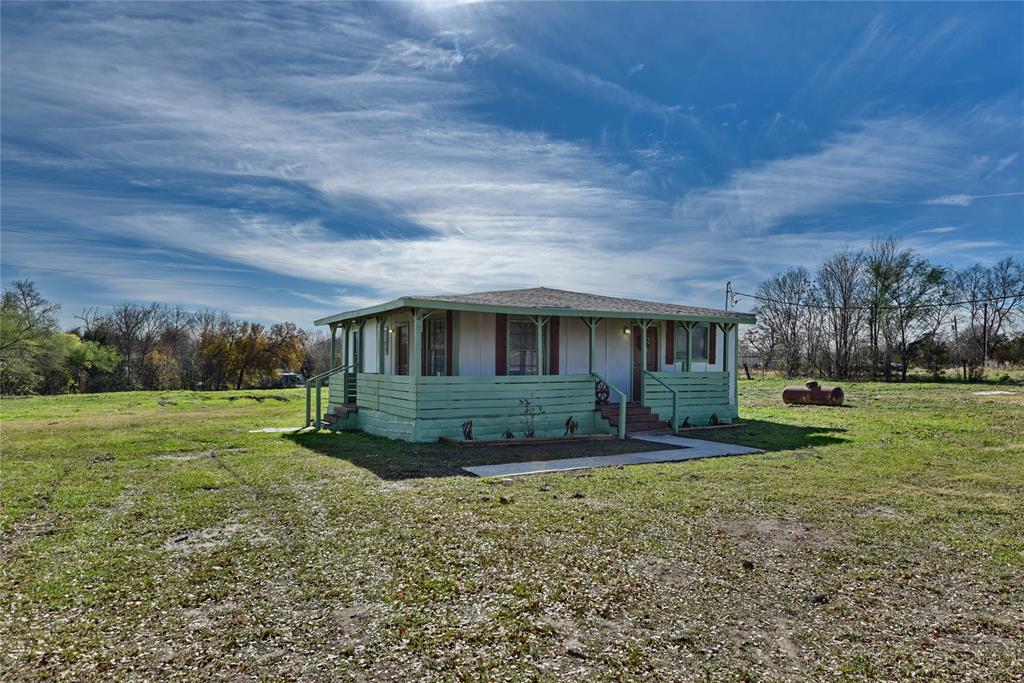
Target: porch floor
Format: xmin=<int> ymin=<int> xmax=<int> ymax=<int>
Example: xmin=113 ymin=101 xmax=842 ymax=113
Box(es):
xmin=462 ymin=435 xmax=762 ymax=477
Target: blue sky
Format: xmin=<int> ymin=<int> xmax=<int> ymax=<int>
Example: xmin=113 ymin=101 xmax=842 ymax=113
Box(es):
xmin=2 ymin=2 xmax=1022 ymax=327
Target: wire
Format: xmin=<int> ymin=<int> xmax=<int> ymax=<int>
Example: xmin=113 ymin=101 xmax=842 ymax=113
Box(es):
xmin=0 ymin=262 xmax=323 ymax=295
xmin=732 ymin=288 xmax=1024 ymax=312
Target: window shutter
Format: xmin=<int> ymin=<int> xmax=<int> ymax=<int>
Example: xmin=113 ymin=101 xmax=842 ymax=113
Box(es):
xmin=445 ymin=310 xmax=454 ymax=376
xmin=708 ymin=324 xmax=717 ymax=364
xmin=665 ymin=323 xmax=674 ymax=365
xmin=549 ymin=316 xmax=560 ymax=375
xmin=495 ymin=313 xmax=507 ymax=375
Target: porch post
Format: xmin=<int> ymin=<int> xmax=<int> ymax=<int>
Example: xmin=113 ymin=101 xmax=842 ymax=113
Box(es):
xmin=329 ymin=323 xmax=337 ymax=368
xmin=685 ymin=322 xmax=693 ymax=372
xmin=730 ymin=323 xmax=739 ymax=418
xmin=637 ymin=319 xmax=652 ymax=403
xmin=411 ymin=309 xmax=424 ymax=377
xmin=339 ymin=322 xmax=348 ymax=368
xmin=584 ymin=317 xmax=601 ymax=374
xmin=356 ymin=320 xmax=366 ymax=372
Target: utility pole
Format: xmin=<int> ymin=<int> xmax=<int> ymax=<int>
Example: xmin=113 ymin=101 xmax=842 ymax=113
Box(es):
xmin=725 ymin=281 xmax=732 ymax=311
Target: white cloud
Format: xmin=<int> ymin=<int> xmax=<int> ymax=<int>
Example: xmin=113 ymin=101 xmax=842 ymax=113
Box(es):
xmin=925 ymin=192 xmax=1024 ymax=206
xmin=919 ymin=226 xmax=959 ymax=234
xmin=674 ymin=117 xmax=956 ymax=232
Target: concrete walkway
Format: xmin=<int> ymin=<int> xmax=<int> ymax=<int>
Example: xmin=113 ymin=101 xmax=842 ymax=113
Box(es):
xmin=463 ymin=435 xmax=762 ymax=478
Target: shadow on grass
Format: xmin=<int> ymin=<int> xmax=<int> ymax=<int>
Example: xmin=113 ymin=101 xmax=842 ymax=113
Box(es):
xmin=286 ymin=418 xmax=848 ymax=480
xmin=285 ymin=432 xmax=670 ymax=480
xmin=682 ymin=419 xmax=849 ymax=450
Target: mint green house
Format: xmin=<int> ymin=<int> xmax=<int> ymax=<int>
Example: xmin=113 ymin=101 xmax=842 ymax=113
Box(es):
xmin=306 ymin=287 xmax=755 ymax=442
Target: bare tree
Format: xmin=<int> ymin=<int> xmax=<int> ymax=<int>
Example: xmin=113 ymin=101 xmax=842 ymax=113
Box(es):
xmin=817 ymin=249 xmax=866 ymax=379
xmin=953 ymin=257 xmax=1024 ymax=376
xmin=887 ymin=249 xmax=946 ymax=381
xmin=865 ymin=237 xmax=901 ymax=379
xmin=753 ymin=267 xmax=815 ymax=377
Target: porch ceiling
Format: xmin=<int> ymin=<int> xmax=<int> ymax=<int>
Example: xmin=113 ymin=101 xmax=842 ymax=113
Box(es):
xmin=314 ymin=287 xmax=755 ymax=327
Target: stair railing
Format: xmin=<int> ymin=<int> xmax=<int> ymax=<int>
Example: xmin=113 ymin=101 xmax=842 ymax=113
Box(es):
xmin=591 ymin=372 xmax=628 ymax=440
xmin=643 ymin=370 xmax=679 ymax=433
xmin=305 ymin=363 xmax=354 ymax=429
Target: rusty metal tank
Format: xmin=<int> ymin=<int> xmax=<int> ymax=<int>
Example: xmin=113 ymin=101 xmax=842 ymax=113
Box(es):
xmin=782 ymin=381 xmax=844 ymax=406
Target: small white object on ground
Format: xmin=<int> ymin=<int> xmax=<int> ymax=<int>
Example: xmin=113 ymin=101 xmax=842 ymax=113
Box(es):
xmin=463 ymin=435 xmax=762 ymax=477
xmin=972 ymin=390 xmax=1016 ymax=396
xmin=248 ymin=426 xmax=315 ymax=433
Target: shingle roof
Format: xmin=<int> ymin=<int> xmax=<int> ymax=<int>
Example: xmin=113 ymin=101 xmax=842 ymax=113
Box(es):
xmin=417 ymin=287 xmax=750 ymax=319
xmin=314 ymin=286 xmax=754 ymax=326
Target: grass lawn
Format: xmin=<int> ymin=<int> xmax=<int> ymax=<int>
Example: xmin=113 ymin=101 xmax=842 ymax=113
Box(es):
xmin=1 ymin=380 xmax=1022 ymax=681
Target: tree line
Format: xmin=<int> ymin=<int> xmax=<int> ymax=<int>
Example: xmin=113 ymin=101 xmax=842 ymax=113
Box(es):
xmin=744 ymin=238 xmax=1024 ymax=381
xmin=0 ymin=280 xmax=331 ymax=395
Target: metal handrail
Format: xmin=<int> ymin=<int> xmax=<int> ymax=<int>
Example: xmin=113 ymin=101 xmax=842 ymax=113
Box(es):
xmin=643 ymin=370 xmax=679 ymax=433
xmin=591 ymin=372 xmax=627 ymax=440
xmin=305 ymin=363 xmax=354 ymax=428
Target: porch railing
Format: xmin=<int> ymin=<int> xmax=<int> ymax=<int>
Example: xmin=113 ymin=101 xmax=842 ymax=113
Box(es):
xmin=643 ymin=370 xmax=678 ymax=433
xmin=591 ymin=371 xmax=627 ymax=440
xmin=305 ymin=363 xmax=354 ymax=428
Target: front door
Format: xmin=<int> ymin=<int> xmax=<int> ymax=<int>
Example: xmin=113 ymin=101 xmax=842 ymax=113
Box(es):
xmin=631 ymin=325 xmax=659 ymax=400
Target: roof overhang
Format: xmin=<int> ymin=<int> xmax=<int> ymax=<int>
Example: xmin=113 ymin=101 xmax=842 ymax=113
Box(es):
xmin=315 ymin=297 xmax=756 ymax=326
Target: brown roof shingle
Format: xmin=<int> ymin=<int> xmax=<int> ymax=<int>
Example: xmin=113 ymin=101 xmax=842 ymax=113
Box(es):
xmin=414 ymin=287 xmax=750 ymax=319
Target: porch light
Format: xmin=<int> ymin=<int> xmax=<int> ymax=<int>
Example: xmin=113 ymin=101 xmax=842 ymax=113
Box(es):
xmin=623 ymin=326 xmax=631 ymax=335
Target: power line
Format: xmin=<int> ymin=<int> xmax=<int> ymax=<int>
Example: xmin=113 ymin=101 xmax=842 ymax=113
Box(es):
xmin=0 ymin=262 xmax=323 ymax=295
xmin=732 ymin=288 xmax=1024 ymax=312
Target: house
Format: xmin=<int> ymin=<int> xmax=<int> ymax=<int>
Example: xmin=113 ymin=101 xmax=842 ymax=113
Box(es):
xmin=306 ymin=287 xmax=755 ymax=442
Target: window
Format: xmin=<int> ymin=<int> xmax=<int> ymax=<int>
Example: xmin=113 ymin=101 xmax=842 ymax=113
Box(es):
xmin=692 ymin=323 xmax=709 ymax=361
xmin=508 ymin=319 xmax=548 ymax=375
xmin=673 ymin=323 xmax=689 ymax=362
xmin=395 ymin=324 xmax=409 ymax=375
xmin=674 ymin=323 xmax=709 ymax=362
xmin=425 ymin=318 xmax=446 ymax=376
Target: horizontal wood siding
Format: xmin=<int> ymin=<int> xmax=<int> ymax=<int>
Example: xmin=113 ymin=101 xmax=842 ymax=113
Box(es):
xmin=356 ymin=374 xmax=416 ymax=417
xmin=327 ymin=372 xmax=356 ymax=405
xmin=643 ymin=371 xmax=735 ymax=425
xmin=352 ymin=372 xmax=601 ymax=442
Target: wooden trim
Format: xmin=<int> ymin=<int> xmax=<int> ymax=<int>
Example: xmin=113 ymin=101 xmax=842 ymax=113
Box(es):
xmin=445 ymin=310 xmax=454 ymax=376
xmin=708 ymin=323 xmax=717 ymax=364
xmin=549 ymin=316 xmax=560 ymax=375
xmin=495 ymin=313 xmax=507 ymax=375
xmin=665 ymin=322 xmax=674 ymax=365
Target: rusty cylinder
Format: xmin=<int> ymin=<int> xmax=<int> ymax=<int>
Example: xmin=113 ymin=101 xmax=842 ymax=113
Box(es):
xmin=782 ymin=381 xmax=844 ymax=407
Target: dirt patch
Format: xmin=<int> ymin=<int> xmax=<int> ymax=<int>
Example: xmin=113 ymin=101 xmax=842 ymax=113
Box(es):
xmin=227 ymin=394 xmax=290 ymax=402
xmin=162 ymin=521 xmax=267 ymax=555
xmin=862 ymin=505 xmax=901 ymax=518
xmin=181 ymin=600 xmax=239 ymax=631
xmin=638 ymin=556 xmax=702 ymax=588
xmin=153 ymin=447 xmax=247 ymax=461
xmin=1 ymin=517 xmax=57 ymax=561
xmin=716 ymin=516 xmax=831 ymax=551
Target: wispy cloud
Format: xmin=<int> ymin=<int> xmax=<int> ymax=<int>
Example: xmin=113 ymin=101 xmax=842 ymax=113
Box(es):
xmin=1 ymin=2 xmax=1019 ymax=327
xmin=925 ymin=192 xmax=1024 ymax=206
xmin=674 ymin=117 xmax=956 ymax=232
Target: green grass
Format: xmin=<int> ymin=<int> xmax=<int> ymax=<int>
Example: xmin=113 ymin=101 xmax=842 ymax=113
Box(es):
xmin=2 ymin=381 xmax=1022 ymax=681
